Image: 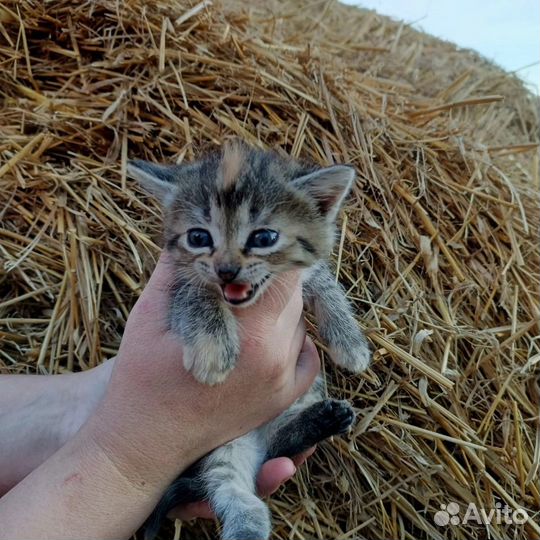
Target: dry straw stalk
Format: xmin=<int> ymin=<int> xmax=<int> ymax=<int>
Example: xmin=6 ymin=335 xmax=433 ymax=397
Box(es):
xmin=0 ymin=0 xmax=539 ymax=539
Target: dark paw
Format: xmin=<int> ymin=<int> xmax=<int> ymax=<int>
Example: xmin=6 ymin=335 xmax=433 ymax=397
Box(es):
xmin=315 ymin=399 xmax=355 ymax=439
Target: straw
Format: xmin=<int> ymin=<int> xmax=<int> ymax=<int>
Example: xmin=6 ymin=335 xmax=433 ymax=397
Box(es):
xmin=1 ymin=0 xmax=538 ymax=538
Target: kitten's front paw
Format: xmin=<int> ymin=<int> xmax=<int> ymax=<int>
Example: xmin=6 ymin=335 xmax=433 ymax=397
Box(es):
xmin=329 ymin=331 xmax=371 ymax=374
xmin=183 ymin=338 xmax=238 ymax=385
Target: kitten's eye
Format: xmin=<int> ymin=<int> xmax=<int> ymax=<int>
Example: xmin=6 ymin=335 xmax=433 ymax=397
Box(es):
xmin=246 ymin=229 xmax=279 ymax=249
xmin=187 ymin=228 xmax=213 ymax=248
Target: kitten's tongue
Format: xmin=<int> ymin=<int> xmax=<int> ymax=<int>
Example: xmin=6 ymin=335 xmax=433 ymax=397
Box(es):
xmin=223 ymin=283 xmax=252 ymax=302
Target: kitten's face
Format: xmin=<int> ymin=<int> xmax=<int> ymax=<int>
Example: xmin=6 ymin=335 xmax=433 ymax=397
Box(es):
xmin=165 ymin=188 xmax=324 ymax=306
xmin=128 ymin=143 xmax=354 ymax=307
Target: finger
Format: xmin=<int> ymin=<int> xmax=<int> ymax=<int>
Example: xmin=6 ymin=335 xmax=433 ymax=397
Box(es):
xmin=293 ymin=336 xmax=320 ymax=395
xmin=129 ymin=253 xmax=175 ymax=331
xmin=235 ymin=271 xmax=301 ymax=325
xmin=236 ymin=281 xmax=304 ymax=350
xmin=167 ymin=501 xmax=215 ymax=521
xmin=256 ymin=458 xmax=296 ymax=496
xmin=139 ymin=252 xmax=175 ymax=302
xmin=275 ymin=283 xmax=305 ymax=340
xmin=291 ymin=446 xmax=316 ymax=467
xmin=285 ymin=315 xmax=307 ymax=366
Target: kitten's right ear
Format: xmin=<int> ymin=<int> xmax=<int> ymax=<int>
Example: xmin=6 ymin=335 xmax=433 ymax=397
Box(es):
xmin=127 ymin=160 xmax=179 ymax=203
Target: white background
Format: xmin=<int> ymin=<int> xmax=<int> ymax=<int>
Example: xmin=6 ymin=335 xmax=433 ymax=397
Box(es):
xmin=342 ymin=0 xmax=539 ymax=94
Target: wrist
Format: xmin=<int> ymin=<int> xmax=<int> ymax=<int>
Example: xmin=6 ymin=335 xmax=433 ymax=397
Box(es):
xmin=0 ymin=415 xmax=173 ymax=540
xmin=66 ymin=357 xmax=191 ymax=489
xmin=91 ymin=345 xmax=227 ymax=483
xmin=84 ymin=409 xmax=193 ymax=495
xmin=61 ymin=360 xmax=114 ymax=443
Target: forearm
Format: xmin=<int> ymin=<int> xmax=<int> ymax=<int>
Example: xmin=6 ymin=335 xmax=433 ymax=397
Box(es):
xmin=0 ymin=356 xmax=203 ymax=540
xmin=0 ymin=361 xmax=113 ymax=496
xmin=0 ymin=417 xmax=185 ymax=540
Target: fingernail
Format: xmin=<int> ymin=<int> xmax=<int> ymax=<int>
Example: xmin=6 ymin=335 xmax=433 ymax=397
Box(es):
xmin=284 ymin=463 xmax=297 ymax=480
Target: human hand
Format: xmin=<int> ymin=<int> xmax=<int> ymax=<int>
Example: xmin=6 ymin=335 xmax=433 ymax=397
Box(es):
xmin=87 ymin=252 xmax=320 ymax=492
xmin=169 ymin=448 xmax=316 ymax=521
xmin=0 ymin=254 xmax=320 ymax=540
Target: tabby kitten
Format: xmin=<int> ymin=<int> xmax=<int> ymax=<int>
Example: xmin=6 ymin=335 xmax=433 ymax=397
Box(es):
xmin=128 ymin=141 xmax=370 ymax=540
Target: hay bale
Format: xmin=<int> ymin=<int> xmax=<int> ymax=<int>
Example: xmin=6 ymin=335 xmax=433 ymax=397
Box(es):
xmin=0 ymin=0 xmax=538 ymax=538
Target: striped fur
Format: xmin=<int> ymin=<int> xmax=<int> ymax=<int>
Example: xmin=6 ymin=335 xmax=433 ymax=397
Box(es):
xmin=128 ymin=142 xmax=371 ymax=540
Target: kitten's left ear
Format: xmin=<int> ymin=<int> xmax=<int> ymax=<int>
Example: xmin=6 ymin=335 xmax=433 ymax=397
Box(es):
xmin=291 ymin=165 xmax=355 ymax=221
xmin=127 ymin=160 xmax=181 ymax=204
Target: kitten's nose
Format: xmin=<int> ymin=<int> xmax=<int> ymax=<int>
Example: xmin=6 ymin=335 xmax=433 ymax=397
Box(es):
xmin=216 ymin=264 xmax=240 ymax=282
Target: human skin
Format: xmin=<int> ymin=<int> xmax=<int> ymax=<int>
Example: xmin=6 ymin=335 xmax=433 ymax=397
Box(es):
xmin=0 ymin=358 xmax=315 ymax=518
xmin=0 ymin=254 xmax=320 ymax=539
xmin=0 ymin=360 xmax=113 ymax=498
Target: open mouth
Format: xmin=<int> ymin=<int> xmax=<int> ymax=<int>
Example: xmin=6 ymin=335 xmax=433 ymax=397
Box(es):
xmin=220 ymin=276 xmax=270 ymax=306
xmin=221 ymin=282 xmax=259 ymax=305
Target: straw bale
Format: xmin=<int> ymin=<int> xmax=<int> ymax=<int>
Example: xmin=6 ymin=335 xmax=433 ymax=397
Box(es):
xmin=0 ymin=1 xmax=539 ymax=539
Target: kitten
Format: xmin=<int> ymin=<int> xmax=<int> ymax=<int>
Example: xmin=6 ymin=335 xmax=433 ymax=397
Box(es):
xmin=127 ymin=141 xmax=371 ymax=540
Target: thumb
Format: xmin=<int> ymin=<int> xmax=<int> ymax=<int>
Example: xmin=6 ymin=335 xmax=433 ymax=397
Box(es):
xmin=128 ymin=252 xmax=175 ymax=331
